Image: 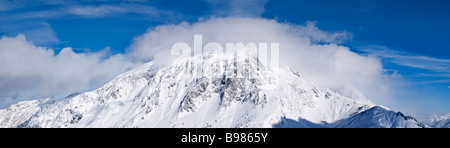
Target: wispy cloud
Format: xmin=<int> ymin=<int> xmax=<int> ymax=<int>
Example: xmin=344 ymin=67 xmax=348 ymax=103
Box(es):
xmin=0 ymin=0 xmax=77 ymax=12
xmin=204 ymin=0 xmax=268 ymax=17
xmin=0 ymin=1 xmax=182 ymax=45
xmin=0 ymin=0 xmax=182 ymax=19
xmin=0 ymin=21 xmax=59 ymax=46
xmin=70 ymin=5 xmax=130 ymax=17
xmin=360 ymin=45 xmax=450 ymax=76
xmin=69 ymin=4 xmax=162 ymax=18
xmin=0 ymin=0 xmax=30 ymax=11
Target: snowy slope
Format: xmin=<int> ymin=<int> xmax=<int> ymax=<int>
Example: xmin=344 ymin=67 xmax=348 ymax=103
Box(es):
xmin=332 ymin=106 xmax=426 ymax=128
xmin=1 ymin=53 xmax=424 ymax=128
xmin=0 ymin=99 xmax=49 ymax=128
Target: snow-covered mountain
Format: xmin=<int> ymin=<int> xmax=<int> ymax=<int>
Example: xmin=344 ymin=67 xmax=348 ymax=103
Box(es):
xmin=405 ymin=112 xmax=450 ymax=128
xmin=0 ymin=53 xmax=424 ymax=128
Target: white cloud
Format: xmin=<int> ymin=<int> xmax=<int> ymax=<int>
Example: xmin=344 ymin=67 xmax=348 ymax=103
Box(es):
xmin=0 ymin=35 xmax=135 ymax=108
xmin=296 ymin=21 xmax=352 ymax=44
xmin=128 ymin=17 xmax=391 ymax=105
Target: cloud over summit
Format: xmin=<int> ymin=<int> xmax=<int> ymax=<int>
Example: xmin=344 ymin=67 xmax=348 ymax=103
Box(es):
xmin=128 ymin=17 xmax=391 ymax=105
xmin=0 ymin=17 xmax=394 ymax=108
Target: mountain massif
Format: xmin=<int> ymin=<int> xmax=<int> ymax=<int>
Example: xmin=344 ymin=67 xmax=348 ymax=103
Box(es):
xmin=0 ymin=53 xmax=425 ymax=128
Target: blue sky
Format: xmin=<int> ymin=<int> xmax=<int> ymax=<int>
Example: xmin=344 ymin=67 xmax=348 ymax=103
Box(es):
xmin=0 ymin=0 xmax=449 ymax=112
